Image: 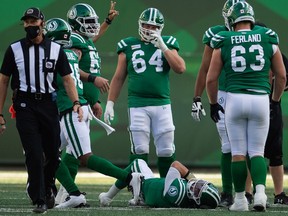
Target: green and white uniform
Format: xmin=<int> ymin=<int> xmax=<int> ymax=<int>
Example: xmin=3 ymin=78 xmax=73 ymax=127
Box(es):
xmin=57 ymin=49 xmax=91 ymax=157
xmin=211 ymin=27 xmax=278 ymax=157
xmin=117 ymin=36 xmax=179 ymax=108
xmin=211 ymin=27 xmax=278 ymax=95
xmin=129 ymin=159 xmax=197 ymax=208
xmin=70 ymin=32 xmax=101 ymax=105
xmin=117 ymin=36 xmax=179 ymax=176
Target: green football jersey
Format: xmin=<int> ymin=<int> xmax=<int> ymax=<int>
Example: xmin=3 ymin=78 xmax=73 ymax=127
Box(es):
xmin=56 ymin=49 xmax=87 ymax=112
xmin=203 ymin=25 xmax=227 ymax=91
xmin=211 ymin=27 xmax=279 ymax=94
xmin=117 ymin=36 xmax=180 ymax=107
xmin=70 ymin=32 xmax=101 ymax=105
xmin=142 ymin=178 xmax=196 ymax=208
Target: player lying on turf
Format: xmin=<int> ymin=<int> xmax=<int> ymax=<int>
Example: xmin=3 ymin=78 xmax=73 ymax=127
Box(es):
xmin=99 ymin=159 xmax=220 ymax=209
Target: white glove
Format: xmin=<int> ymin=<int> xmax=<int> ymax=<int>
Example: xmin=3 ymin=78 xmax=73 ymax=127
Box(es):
xmin=150 ymin=29 xmax=168 ymax=52
xmin=191 ymin=97 xmax=206 ymax=122
xmin=104 ymin=100 xmax=114 ymax=125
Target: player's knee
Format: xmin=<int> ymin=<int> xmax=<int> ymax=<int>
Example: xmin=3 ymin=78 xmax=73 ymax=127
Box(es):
xmin=269 ymin=156 xmax=283 ymax=166
xmin=157 ymin=148 xmax=174 ymax=157
xmin=221 ymin=142 xmax=231 ymax=154
xmin=134 ymin=145 xmax=149 ymax=154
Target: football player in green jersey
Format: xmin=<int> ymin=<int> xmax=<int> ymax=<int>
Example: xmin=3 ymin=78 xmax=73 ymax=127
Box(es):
xmin=100 ymin=159 xmax=220 ymax=209
xmin=256 ymin=21 xmax=288 ymax=205
xmin=191 ymin=0 xmax=255 ymax=207
xmin=206 ymin=2 xmax=286 ymax=211
xmin=45 ymin=17 xmax=143 ymax=209
xmin=101 ymin=7 xmax=185 ymax=206
xmin=54 ymin=2 xmax=119 ymax=206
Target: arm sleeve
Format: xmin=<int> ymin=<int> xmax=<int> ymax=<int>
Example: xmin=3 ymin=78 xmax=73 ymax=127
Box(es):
xmin=55 ymin=48 xmax=72 ymax=77
xmin=0 ymin=46 xmax=17 ymax=76
xmin=163 ymin=167 xmax=181 ymax=195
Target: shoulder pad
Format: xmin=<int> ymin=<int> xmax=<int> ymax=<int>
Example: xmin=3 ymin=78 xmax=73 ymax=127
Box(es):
xmin=203 ymin=25 xmax=227 ymax=45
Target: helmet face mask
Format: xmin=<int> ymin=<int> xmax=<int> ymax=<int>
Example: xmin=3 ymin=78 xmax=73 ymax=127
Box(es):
xmin=44 ymin=18 xmax=72 ymax=47
xmin=222 ymin=0 xmax=246 ymax=30
xmin=227 ymin=1 xmax=255 ymax=31
xmin=187 ymin=179 xmax=220 ymax=209
xmin=138 ymin=8 xmax=164 ymax=42
xmin=67 ymin=3 xmax=100 ymax=38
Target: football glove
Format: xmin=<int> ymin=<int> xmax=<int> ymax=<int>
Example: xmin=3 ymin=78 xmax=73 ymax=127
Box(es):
xmin=191 ymin=97 xmax=206 ymax=122
xmin=150 ymin=29 xmax=168 ymax=52
xmin=104 ymin=100 xmax=115 ymax=125
xmin=210 ymin=103 xmax=224 ymax=123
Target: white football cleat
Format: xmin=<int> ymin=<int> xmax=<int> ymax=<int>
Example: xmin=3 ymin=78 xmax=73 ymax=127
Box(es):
xmin=99 ymin=192 xmax=113 ymax=207
xmin=55 ymin=194 xmax=86 ymax=208
xmin=229 ymin=197 xmax=249 ymax=211
xmin=55 ymin=185 xmax=69 ymax=205
xmin=128 ymin=173 xmax=143 ymax=204
xmin=253 ymin=192 xmax=267 ymax=212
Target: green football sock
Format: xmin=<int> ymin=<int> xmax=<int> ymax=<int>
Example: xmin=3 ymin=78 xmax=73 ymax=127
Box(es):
xmin=62 ymin=152 xmax=80 ymax=181
xmin=157 ymin=154 xmax=175 ymax=177
xmin=115 ymin=163 xmax=134 ymax=189
xmin=87 ymin=155 xmax=129 ymax=182
xmin=231 ymin=160 xmax=247 ymax=192
xmin=250 ymin=156 xmax=267 ymax=186
xmin=221 ymin=153 xmax=233 ymax=194
xmin=55 ymin=161 xmax=80 ymax=194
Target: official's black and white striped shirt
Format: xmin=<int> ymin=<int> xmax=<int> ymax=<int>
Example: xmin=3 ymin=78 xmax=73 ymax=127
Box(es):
xmin=0 ymin=36 xmax=72 ymax=93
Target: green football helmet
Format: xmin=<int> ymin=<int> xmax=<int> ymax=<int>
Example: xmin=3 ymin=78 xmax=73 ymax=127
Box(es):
xmin=187 ymin=179 xmax=220 ymax=209
xmin=67 ymin=3 xmax=100 ymax=38
xmin=222 ymin=0 xmax=246 ymax=30
xmin=138 ymin=8 xmax=164 ymax=42
xmin=44 ymin=18 xmax=72 ymax=47
xmin=227 ymin=1 xmax=255 ymax=30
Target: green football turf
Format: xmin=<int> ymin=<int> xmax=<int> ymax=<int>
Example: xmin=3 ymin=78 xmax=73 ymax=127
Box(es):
xmin=0 ymin=171 xmax=288 ymax=216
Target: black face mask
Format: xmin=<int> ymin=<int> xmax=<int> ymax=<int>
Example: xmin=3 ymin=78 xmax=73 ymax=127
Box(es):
xmin=25 ymin=26 xmax=41 ymax=40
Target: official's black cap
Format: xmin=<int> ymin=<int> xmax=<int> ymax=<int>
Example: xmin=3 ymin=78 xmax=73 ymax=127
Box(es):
xmin=21 ymin=7 xmax=45 ymax=21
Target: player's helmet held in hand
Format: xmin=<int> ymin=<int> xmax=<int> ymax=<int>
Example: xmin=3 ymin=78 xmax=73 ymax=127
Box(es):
xmin=222 ymin=0 xmax=246 ymax=30
xmin=44 ymin=18 xmax=72 ymax=47
xmin=67 ymin=3 xmax=100 ymax=38
xmin=138 ymin=8 xmax=164 ymax=42
xmin=187 ymin=179 xmax=220 ymax=209
xmin=227 ymin=1 xmax=255 ymax=31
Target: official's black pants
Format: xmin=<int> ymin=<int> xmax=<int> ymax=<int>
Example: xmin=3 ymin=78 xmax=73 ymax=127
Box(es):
xmin=14 ymin=95 xmax=60 ymax=205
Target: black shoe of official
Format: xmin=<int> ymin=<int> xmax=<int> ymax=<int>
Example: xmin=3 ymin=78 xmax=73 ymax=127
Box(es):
xmin=219 ymin=192 xmax=233 ymax=207
xmin=274 ymin=192 xmax=288 ymax=205
xmin=33 ymin=203 xmax=47 ymax=214
xmin=245 ymin=192 xmax=253 ymax=205
xmin=46 ymin=191 xmax=55 ymax=209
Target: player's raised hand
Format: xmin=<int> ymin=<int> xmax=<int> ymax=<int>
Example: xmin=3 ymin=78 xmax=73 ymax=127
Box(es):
xmin=191 ymin=96 xmax=206 ymax=121
xmin=107 ymin=1 xmax=119 ymax=21
xmin=104 ymin=101 xmax=114 ymax=125
xmin=150 ymin=29 xmax=168 ymax=52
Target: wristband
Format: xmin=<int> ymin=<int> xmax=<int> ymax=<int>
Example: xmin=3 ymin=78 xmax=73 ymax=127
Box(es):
xmin=73 ymin=100 xmax=80 ymax=106
xmin=88 ymin=74 xmax=97 ymax=83
xmin=105 ymin=17 xmax=112 ymax=25
xmin=184 ymin=170 xmax=196 ymax=181
xmin=193 ymin=96 xmax=201 ymax=102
